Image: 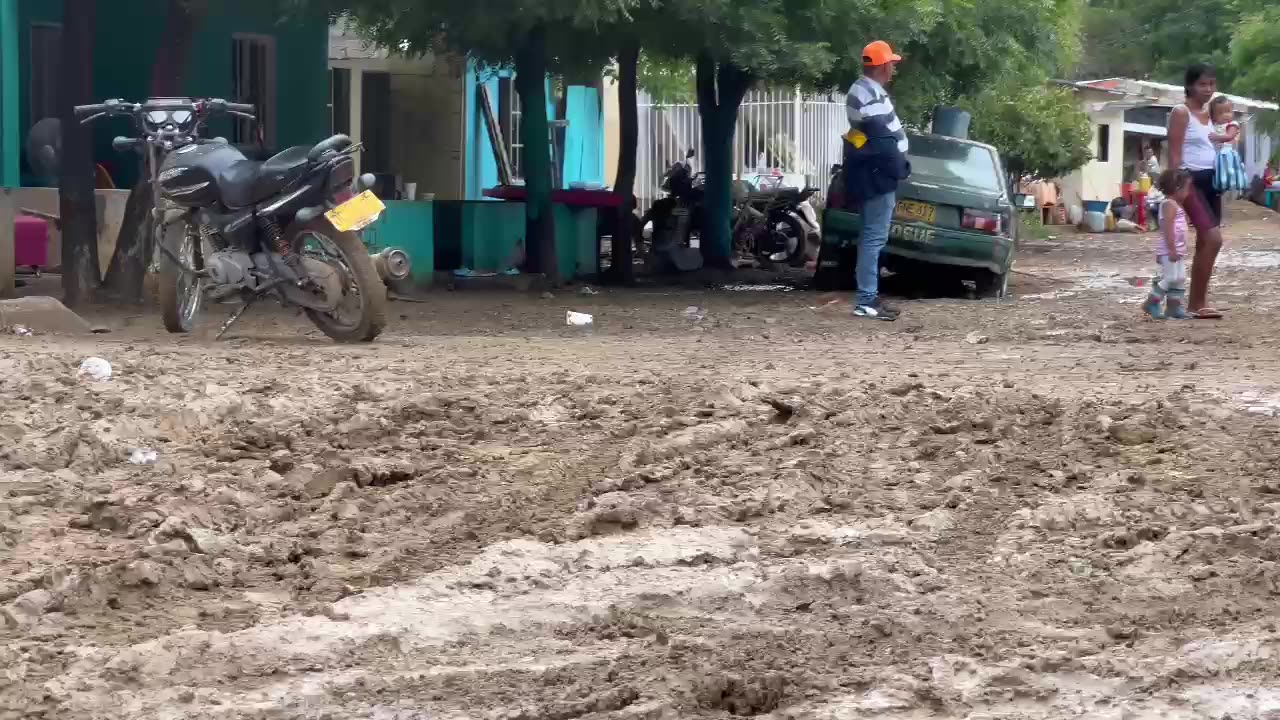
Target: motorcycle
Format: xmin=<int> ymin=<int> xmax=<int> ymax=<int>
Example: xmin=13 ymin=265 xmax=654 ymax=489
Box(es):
xmin=76 ymin=97 xmax=392 ymax=342
xmin=640 ymin=149 xmax=705 ymax=271
xmin=730 ymin=176 xmax=818 ymax=266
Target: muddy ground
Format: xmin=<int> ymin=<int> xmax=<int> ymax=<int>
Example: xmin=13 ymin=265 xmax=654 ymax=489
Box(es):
xmin=5 ymin=202 xmax=1280 ymax=719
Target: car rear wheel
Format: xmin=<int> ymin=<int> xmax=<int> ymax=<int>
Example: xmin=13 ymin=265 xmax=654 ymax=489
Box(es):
xmin=976 ymin=269 xmax=1009 ymax=298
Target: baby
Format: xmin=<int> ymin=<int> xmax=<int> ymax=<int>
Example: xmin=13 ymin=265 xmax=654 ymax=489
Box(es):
xmin=1210 ymin=96 xmax=1247 ymax=193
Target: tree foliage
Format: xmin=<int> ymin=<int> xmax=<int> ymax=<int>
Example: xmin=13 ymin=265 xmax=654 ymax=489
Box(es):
xmin=1074 ymin=0 xmax=1260 ymax=87
xmin=962 ymin=84 xmax=1093 ymax=183
xmin=890 ymin=0 xmax=1081 ymax=126
xmin=1230 ymin=7 xmax=1280 ymax=99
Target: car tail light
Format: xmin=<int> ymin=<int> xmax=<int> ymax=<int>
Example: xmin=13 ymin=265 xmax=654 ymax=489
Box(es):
xmin=962 ymin=209 xmax=1002 ymax=235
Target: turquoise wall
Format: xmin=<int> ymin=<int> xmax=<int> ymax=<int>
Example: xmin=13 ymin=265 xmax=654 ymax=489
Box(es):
xmin=15 ymin=0 xmax=327 ymax=187
xmin=463 ymin=60 xmax=606 ymax=200
xmin=0 ymin=0 xmax=18 ymax=187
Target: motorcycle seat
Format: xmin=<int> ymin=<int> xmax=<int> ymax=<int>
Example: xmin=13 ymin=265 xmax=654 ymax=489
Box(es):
xmin=217 ymin=145 xmax=313 ymax=209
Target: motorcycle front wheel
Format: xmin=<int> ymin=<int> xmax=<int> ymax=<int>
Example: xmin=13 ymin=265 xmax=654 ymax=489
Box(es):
xmin=286 ymin=220 xmax=388 ymax=343
xmin=158 ymin=222 xmax=205 ymax=334
xmin=765 ymin=214 xmax=808 ymax=266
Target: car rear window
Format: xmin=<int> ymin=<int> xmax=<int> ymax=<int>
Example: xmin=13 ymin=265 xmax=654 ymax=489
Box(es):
xmin=907 ymin=136 xmax=1003 ymax=193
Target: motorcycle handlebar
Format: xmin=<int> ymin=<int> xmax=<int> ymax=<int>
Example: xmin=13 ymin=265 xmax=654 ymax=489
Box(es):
xmin=203 ymin=99 xmax=256 ymax=116
xmin=73 ymin=104 xmax=108 ymax=119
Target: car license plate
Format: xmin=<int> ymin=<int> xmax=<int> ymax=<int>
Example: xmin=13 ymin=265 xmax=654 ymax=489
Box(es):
xmin=894 ymin=200 xmax=936 ymax=224
xmin=890 ymin=223 xmax=935 ymax=244
xmin=325 ymin=190 xmax=386 ymax=232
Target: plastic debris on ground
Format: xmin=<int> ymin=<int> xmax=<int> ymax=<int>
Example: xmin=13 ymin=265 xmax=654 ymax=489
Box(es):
xmin=965 ymin=332 xmax=990 ymax=345
xmin=566 ymin=311 xmax=594 ymax=327
xmin=579 ymin=286 xmax=600 ymax=296
xmin=128 ymin=449 xmax=159 ymax=466
xmin=77 ymin=357 xmax=112 ymax=382
xmin=683 ymin=306 xmax=707 ymax=321
xmin=10 ymin=325 xmax=32 ymax=337
xmin=722 ymin=284 xmax=794 ymax=292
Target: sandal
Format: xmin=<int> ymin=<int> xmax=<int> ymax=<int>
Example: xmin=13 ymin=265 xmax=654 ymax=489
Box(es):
xmin=1190 ymin=308 xmax=1224 ymax=319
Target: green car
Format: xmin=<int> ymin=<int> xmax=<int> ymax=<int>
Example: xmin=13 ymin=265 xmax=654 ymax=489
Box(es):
xmin=817 ymin=132 xmax=1017 ymax=297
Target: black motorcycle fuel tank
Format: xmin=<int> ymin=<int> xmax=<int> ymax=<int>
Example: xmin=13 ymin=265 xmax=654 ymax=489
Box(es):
xmin=157 ymin=142 xmax=245 ymax=208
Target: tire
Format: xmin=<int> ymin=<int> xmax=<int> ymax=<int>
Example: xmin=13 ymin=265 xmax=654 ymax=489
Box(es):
xmin=286 ymin=219 xmax=388 ymax=343
xmin=158 ymin=221 xmax=204 ymax=334
xmin=976 ymin=269 xmax=1009 ymax=298
xmin=779 ymin=214 xmax=808 ymax=266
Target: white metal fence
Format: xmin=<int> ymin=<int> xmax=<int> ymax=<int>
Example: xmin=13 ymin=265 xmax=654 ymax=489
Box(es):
xmin=636 ymin=89 xmax=846 ymax=214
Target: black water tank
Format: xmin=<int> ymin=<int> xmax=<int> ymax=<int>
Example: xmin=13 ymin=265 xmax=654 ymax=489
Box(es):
xmin=932 ymin=106 xmax=971 ymax=139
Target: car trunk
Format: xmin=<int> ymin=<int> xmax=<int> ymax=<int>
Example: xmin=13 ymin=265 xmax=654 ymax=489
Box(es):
xmin=896 ymin=177 xmax=1006 ymax=231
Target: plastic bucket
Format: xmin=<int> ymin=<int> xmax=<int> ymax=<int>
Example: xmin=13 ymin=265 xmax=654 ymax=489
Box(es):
xmin=1084 ymin=211 xmax=1107 ymax=233
xmin=932 ymin=106 xmax=971 ymax=140
xmin=1082 ymin=200 xmax=1110 ymax=214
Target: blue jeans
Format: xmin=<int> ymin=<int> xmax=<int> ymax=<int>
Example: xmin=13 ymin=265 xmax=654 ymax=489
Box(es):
xmin=856 ymin=191 xmax=896 ymax=307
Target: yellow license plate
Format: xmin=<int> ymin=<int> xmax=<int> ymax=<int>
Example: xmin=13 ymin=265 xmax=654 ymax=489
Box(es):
xmin=326 ymin=190 xmax=386 ymax=232
xmin=894 ymin=200 xmax=936 ymax=224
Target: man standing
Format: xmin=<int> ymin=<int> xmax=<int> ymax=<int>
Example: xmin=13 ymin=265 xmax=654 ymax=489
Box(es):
xmin=845 ymin=40 xmax=908 ymax=321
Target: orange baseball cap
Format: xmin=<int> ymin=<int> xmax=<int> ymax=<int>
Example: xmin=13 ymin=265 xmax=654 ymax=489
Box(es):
xmin=862 ymin=40 xmax=902 ymax=66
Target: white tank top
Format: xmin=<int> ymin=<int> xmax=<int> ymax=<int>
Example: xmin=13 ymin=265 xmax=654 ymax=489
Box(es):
xmin=1180 ymin=106 xmax=1216 ymax=171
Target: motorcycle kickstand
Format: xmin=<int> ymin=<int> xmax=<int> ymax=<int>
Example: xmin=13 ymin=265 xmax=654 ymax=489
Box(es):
xmin=215 ymin=296 xmax=257 ymax=341
xmin=214 ymin=279 xmax=284 ymax=341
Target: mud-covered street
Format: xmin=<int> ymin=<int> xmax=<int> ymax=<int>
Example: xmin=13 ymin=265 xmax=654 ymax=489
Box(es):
xmin=5 ymin=202 xmax=1280 ymax=719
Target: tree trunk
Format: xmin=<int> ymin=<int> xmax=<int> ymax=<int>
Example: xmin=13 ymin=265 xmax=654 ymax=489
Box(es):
xmin=605 ymin=40 xmax=639 ymax=284
xmin=514 ymin=25 xmax=558 ymax=284
xmin=58 ymin=0 xmax=99 ymax=308
xmin=99 ymin=0 xmax=204 ymax=302
xmin=695 ymin=53 xmax=750 ymax=269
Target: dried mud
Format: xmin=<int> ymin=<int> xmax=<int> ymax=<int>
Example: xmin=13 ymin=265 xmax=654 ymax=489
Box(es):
xmin=5 ymin=203 xmax=1280 ymax=719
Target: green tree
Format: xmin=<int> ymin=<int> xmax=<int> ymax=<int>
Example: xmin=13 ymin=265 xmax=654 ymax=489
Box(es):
xmin=1075 ymin=0 xmax=1239 ymax=85
xmin=887 ymin=0 xmax=1081 ymax=124
xmin=1230 ymin=6 xmax=1280 ymax=103
xmin=962 ymin=83 xmax=1093 ymax=187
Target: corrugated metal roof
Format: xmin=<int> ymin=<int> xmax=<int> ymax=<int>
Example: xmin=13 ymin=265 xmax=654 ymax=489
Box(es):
xmin=1070 ymin=78 xmax=1278 ymax=112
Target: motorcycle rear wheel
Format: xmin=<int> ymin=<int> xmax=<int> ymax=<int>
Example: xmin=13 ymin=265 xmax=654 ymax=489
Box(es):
xmin=158 ymin=222 xmax=205 ymax=334
xmin=286 ymin=219 xmax=388 ymax=343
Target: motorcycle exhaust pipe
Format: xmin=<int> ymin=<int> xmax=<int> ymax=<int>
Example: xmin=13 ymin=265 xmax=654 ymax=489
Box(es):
xmin=371 ymin=247 xmax=411 ymax=284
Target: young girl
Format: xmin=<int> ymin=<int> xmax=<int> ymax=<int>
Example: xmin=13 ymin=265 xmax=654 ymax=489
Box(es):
xmin=1144 ymin=169 xmax=1192 ymax=320
xmin=1210 ymin=96 xmax=1247 ymax=193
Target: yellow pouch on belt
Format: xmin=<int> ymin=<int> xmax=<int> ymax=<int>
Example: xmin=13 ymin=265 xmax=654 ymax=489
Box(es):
xmin=843 ymin=129 xmax=868 ymax=149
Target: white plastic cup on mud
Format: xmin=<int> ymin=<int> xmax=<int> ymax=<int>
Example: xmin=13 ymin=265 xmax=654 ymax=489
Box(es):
xmin=566 ymin=311 xmax=594 ymax=328
xmin=78 ymin=357 xmax=112 ymax=382
xmin=128 ymin=449 xmax=159 ymax=466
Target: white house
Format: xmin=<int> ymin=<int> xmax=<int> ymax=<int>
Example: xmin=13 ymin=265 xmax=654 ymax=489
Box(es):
xmin=1054 ymin=78 xmax=1278 ymax=205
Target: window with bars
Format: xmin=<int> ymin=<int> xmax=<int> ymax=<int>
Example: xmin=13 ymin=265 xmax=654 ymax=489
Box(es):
xmin=231 ymin=35 xmax=276 ymax=147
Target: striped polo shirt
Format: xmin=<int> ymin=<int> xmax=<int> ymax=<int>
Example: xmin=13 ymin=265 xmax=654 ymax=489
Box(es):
xmin=846 ymin=76 xmax=908 ymax=153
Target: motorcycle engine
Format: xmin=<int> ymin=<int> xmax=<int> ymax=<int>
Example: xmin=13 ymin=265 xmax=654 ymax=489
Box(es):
xmin=205 ymin=250 xmax=257 ymax=288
